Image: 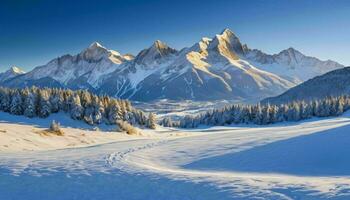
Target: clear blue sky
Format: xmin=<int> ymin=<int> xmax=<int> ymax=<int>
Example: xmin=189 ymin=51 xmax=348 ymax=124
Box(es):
xmin=0 ymin=0 xmax=349 ymax=72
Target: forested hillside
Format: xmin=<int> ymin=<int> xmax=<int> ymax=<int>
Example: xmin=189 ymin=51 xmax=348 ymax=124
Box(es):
xmin=262 ymin=67 xmax=350 ymax=104
xmin=0 ymin=87 xmax=156 ymax=128
xmin=161 ymin=96 xmax=350 ymax=128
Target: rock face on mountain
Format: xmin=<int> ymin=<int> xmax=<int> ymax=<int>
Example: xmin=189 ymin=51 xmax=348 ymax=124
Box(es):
xmin=262 ymin=67 xmax=350 ymax=104
xmin=1 ymin=29 xmax=344 ymax=101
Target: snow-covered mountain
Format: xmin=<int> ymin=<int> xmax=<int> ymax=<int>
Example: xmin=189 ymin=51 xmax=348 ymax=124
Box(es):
xmin=0 ymin=66 xmax=25 ymax=82
xmin=262 ymin=67 xmax=350 ymax=104
xmin=246 ymin=47 xmax=344 ymax=83
xmin=1 ymin=29 xmax=344 ymax=101
xmin=3 ymin=42 xmax=130 ymax=90
xmin=98 ymin=29 xmax=296 ymax=101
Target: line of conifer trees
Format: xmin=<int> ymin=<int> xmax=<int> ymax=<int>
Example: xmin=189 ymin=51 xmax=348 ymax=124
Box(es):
xmin=160 ymin=95 xmax=350 ymax=128
xmin=0 ymin=87 xmax=156 ymax=128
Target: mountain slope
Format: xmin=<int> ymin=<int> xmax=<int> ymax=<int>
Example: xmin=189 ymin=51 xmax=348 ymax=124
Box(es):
xmin=1 ymin=29 xmax=344 ymax=101
xmin=0 ymin=66 xmax=25 ymax=82
xmin=262 ymin=67 xmax=350 ymax=104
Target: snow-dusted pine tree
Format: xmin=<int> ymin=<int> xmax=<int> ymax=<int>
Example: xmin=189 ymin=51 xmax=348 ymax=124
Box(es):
xmin=37 ymin=89 xmax=51 ymax=118
xmin=10 ymin=90 xmax=23 ymax=115
xmin=147 ymin=113 xmax=157 ymax=129
xmin=23 ymin=88 xmax=36 ymax=118
xmin=70 ymin=93 xmax=83 ymax=120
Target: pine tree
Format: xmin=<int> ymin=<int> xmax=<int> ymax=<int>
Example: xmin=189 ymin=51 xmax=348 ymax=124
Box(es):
xmin=23 ymin=89 xmax=36 ymax=118
xmin=269 ymin=105 xmax=278 ymax=123
xmin=336 ymin=97 xmax=344 ymax=116
xmin=261 ymin=104 xmax=271 ymax=124
xmin=37 ymin=89 xmax=51 ymax=118
xmin=0 ymin=88 xmax=11 ymax=112
xmin=49 ymin=89 xmax=60 ymax=113
xmin=147 ymin=113 xmax=157 ymax=129
xmin=70 ymin=93 xmax=83 ymax=120
xmin=107 ymin=100 xmax=122 ymax=124
xmin=161 ymin=117 xmax=173 ymax=127
xmin=92 ymin=95 xmax=104 ymax=124
xmin=10 ymin=90 xmax=23 ymax=115
xmin=253 ymin=104 xmax=263 ymax=125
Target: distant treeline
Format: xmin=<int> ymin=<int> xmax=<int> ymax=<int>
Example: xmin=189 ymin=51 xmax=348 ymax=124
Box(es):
xmin=161 ymin=96 xmax=350 ymax=128
xmin=0 ymin=87 xmax=156 ymax=128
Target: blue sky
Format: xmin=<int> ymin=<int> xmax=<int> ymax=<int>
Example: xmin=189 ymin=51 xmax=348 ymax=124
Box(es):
xmin=0 ymin=0 xmax=349 ymax=72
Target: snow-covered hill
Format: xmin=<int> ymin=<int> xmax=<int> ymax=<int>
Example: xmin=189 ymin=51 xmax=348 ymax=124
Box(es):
xmin=1 ymin=29 xmax=344 ymax=101
xmin=262 ymin=67 xmax=350 ymax=104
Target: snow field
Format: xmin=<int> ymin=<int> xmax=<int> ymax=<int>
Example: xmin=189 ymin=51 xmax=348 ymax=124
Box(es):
xmin=1 ymin=112 xmax=350 ymax=199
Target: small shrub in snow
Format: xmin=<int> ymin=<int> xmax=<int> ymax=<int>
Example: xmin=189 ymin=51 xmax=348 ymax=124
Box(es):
xmin=116 ymin=120 xmax=138 ymax=135
xmin=92 ymin=127 xmax=100 ymax=131
xmin=49 ymin=120 xmax=64 ymax=136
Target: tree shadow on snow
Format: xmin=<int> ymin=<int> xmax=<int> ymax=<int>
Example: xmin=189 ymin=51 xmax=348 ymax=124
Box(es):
xmin=185 ymin=123 xmax=350 ymax=176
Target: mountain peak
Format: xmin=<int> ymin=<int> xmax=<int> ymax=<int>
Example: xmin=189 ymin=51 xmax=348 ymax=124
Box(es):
xmin=217 ymin=28 xmax=240 ymax=41
xmin=278 ymin=47 xmax=303 ymax=57
xmin=220 ymin=28 xmax=234 ymax=35
xmin=78 ymin=42 xmax=114 ymax=62
xmin=153 ymin=39 xmax=163 ymax=45
xmin=151 ymin=40 xmax=170 ymax=51
xmin=218 ymin=28 xmax=242 ymax=42
xmin=9 ymin=66 xmax=25 ymax=74
xmin=89 ymin=42 xmax=104 ymax=49
xmin=0 ymin=66 xmax=25 ymax=82
xmin=285 ymin=47 xmax=299 ymax=53
xmin=135 ymin=40 xmax=177 ymax=64
xmin=85 ymin=41 xmax=108 ymax=53
xmin=208 ymin=28 xmax=246 ymax=59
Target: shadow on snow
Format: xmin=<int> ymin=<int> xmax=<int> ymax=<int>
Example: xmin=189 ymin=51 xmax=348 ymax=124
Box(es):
xmin=185 ymin=122 xmax=350 ymax=176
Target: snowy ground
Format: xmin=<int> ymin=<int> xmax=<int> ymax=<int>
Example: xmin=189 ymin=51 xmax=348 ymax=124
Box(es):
xmin=1 ymin=112 xmax=350 ymax=199
xmin=0 ymin=112 xmax=142 ymax=152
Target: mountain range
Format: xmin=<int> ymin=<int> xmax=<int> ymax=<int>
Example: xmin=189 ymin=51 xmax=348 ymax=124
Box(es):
xmin=0 ymin=29 xmax=344 ymax=101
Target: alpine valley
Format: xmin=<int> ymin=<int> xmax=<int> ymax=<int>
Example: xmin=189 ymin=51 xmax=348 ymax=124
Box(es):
xmin=0 ymin=29 xmax=344 ymax=102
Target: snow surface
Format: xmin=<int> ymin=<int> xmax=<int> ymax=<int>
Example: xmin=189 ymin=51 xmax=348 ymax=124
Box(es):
xmin=1 ymin=112 xmax=350 ymax=199
xmin=0 ymin=112 xmax=157 ymax=152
